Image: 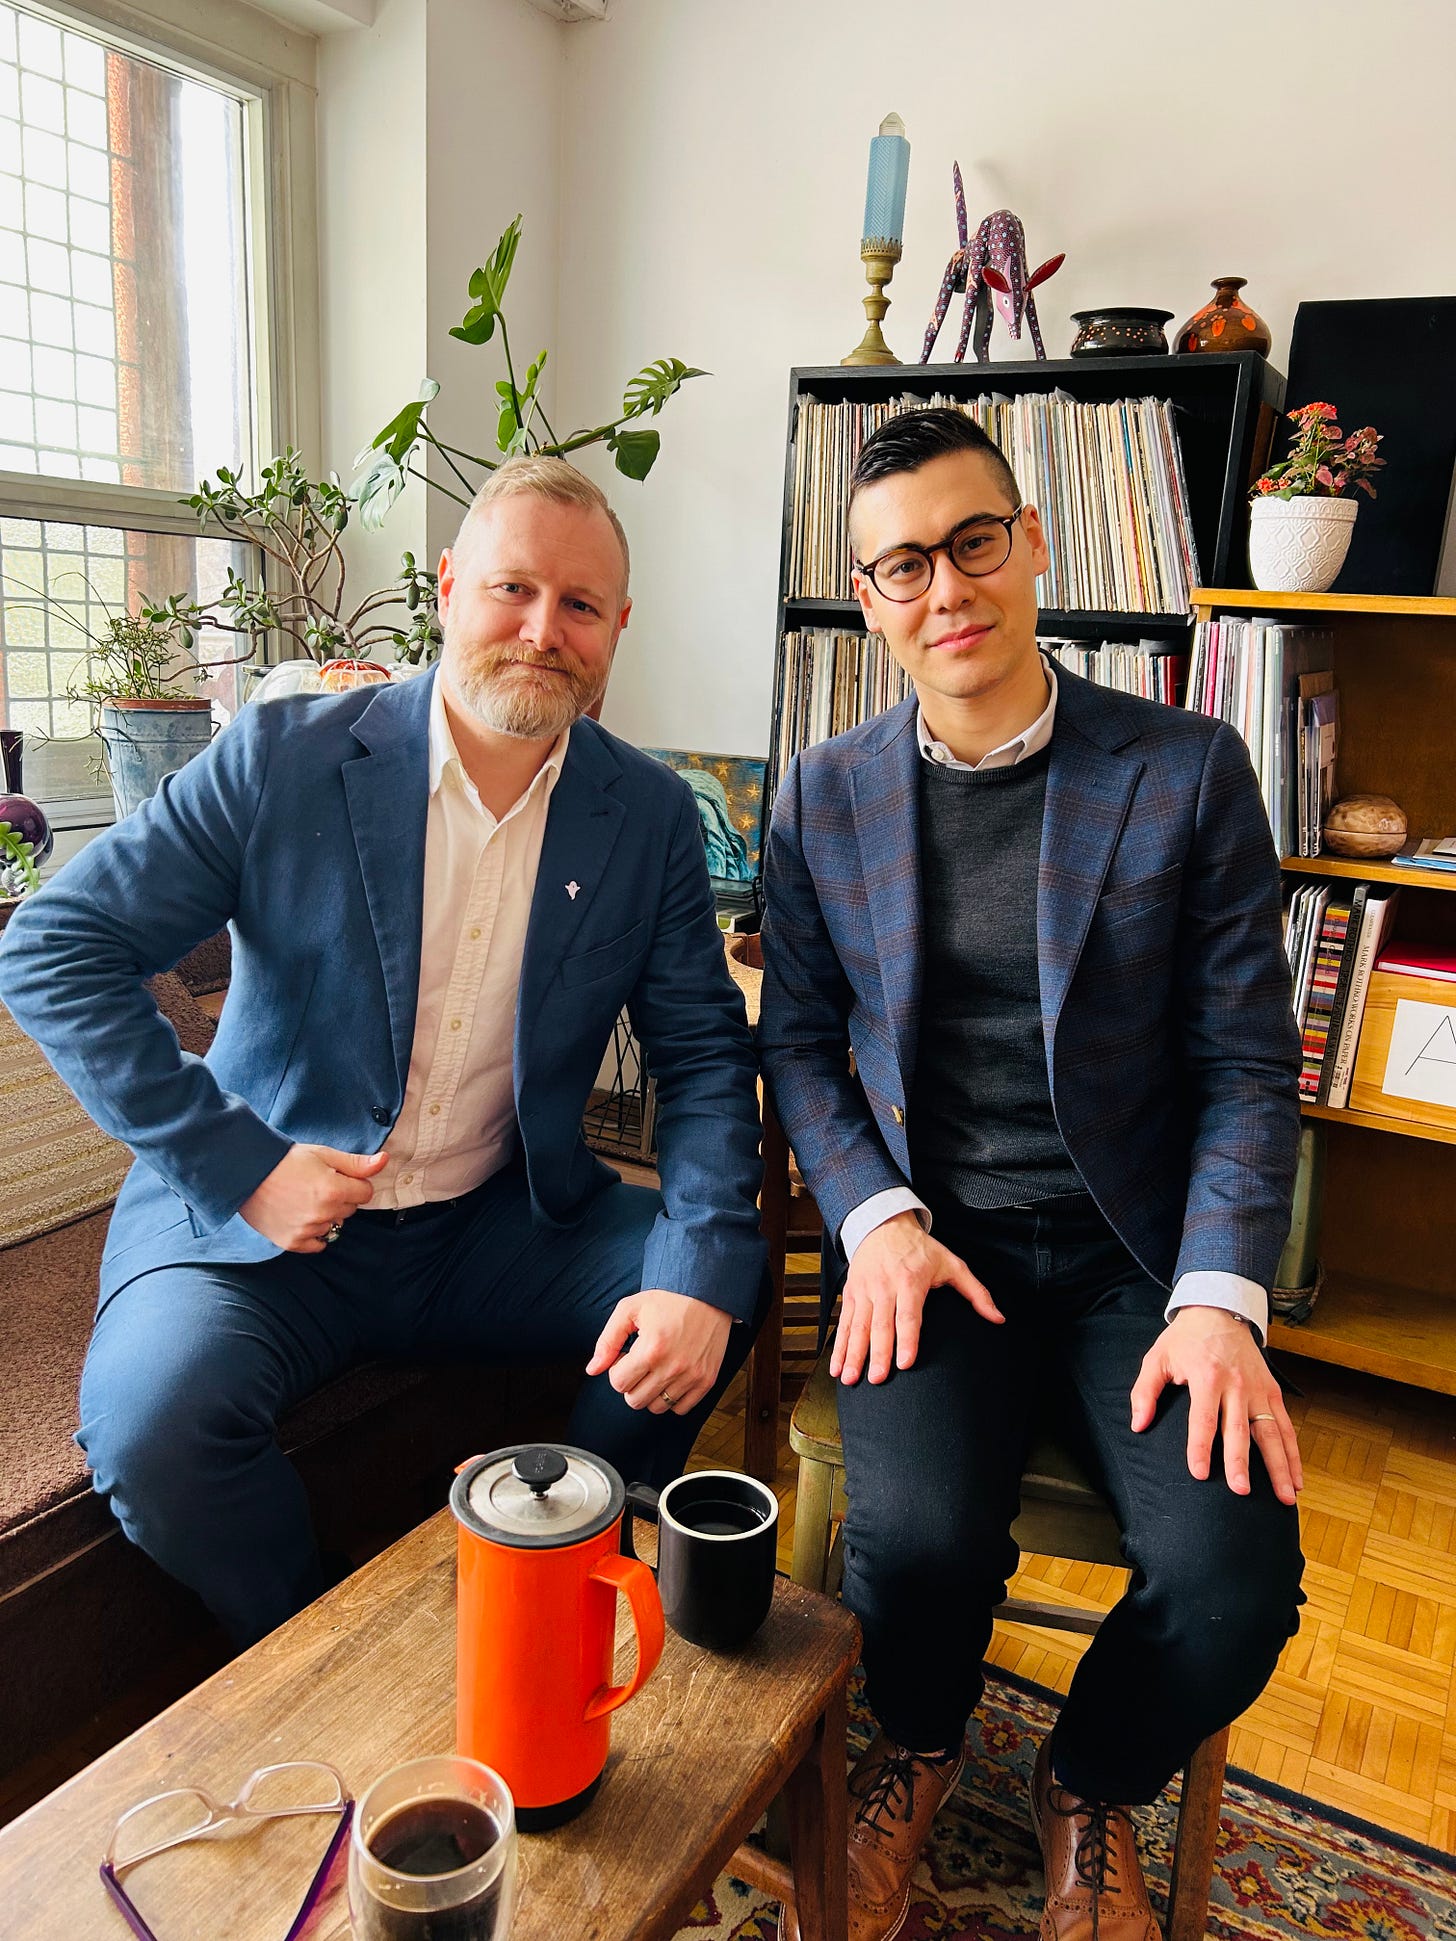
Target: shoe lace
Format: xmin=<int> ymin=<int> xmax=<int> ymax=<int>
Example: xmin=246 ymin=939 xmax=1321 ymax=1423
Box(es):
xmin=1049 ymin=1787 xmax=1118 ymax=1939
xmin=852 ymin=1749 xmax=923 ymax=1837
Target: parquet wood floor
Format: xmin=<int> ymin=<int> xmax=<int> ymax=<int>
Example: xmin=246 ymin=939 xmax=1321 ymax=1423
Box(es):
xmin=697 ymin=1267 xmax=1456 ymax=1846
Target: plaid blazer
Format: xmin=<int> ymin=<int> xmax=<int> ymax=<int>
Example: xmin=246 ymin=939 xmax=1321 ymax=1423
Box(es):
xmin=758 ymin=666 xmax=1302 ymax=1293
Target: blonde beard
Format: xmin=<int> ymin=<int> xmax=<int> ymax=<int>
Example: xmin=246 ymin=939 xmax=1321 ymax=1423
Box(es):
xmin=448 ymin=651 xmax=606 ymax=739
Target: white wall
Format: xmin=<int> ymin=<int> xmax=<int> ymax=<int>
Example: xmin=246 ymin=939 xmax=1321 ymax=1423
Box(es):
xmin=317 ymin=0 xmax=564 ymax=603
xmin=555 ymin=0 xmax=1456 ymax=755
xmin=317 ymin=0 xmax=429 ymax=600
xmin=423 ymin=0 xmax=563 ymax=564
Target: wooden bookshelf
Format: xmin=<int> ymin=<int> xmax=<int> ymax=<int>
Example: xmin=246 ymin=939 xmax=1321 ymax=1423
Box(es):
xmin=1193 ymin=587 xmax=1456 ymax=621
xmin=1301 ymin=1100 xmax=1456 ymax=1146
xmin=1197 ymin=590 xmax=1456 ymax=1395
xmin=1281 ymin=854 xmax=1456 ymax=893
xmin=1269 ymin=1275 xmax=1456 ymax=1396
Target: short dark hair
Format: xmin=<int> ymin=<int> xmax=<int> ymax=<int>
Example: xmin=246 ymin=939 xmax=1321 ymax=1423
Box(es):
xmin=848 ymin=408 xmax=1022 ymax=526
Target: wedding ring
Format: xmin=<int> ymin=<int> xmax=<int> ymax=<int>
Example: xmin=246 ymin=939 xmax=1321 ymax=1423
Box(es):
xmin=325 ymin=1222 xmax=343 ymax=1244
xmin=661 ymin=1391 xmax=676 ymax=1408
xmin=1249 ymin=1413 xmax=1276 ymax=1423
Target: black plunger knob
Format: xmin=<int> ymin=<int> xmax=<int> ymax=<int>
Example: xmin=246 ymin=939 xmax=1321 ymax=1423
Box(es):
xmin=514 ymin=1447 xmax=568 ymax=1496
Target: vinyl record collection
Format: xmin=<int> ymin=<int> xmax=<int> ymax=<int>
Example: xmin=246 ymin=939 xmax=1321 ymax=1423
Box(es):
xmin=1184 ymin=617 xmax=1337 ymax=855
xmin=1040 ymin=638 xmax=1186 ymax=704
xmin=787 ymin=392 xmax=1200 ymax=613
xmin=769 ymin=628 xmax=1190 ymax=802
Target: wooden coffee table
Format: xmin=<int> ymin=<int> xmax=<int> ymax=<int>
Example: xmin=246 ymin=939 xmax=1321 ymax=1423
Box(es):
xmin=0 ymin=1509 xmax=858 ymax=1939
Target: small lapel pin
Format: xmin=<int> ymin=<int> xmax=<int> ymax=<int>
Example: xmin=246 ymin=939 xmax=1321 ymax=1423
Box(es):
xmin=566 ymin=881 xmax=580 ymax=900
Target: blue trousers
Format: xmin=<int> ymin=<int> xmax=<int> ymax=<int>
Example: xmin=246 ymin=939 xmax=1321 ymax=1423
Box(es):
xmin=836 ymin=1190 xmax=1306 ymax=1805
xmin=78 ymin=1162 xmax=761 ymax=1646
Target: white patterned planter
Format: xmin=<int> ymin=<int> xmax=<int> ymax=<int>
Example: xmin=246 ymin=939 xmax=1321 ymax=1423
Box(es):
xmin=1248 ymin=494 xmax=1359 ymax=594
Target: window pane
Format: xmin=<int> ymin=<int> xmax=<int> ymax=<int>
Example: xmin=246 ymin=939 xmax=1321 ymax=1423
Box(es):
xmin=0 ymin=2 xmax=254 ymax=495
xmin=0 ymin=516 xmax=256 ymax=807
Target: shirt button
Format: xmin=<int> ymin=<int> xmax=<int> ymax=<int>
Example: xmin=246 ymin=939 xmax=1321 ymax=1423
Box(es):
xmin=891 ymin=1105 xmax=906 ymax=1125
xmin=469 ymin=926 xmax=482 ymax=940
xmin=371 ymin=1106 xmax=391 ymax=1125
xmin=932 ymin=747 xmax=948 ymax=764
xmin=429 ymin=1103 xmax=441 ymax=1116
xmin=402 ymin=1172 xmax=414 ymax=1185
xmin=450 ymin=1018 xmax=462 ymax=1032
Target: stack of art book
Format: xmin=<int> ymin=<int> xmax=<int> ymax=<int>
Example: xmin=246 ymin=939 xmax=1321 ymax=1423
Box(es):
xmin=1285 ymin=879 xmax=1402 ymax=1105
xmin=787 ymin=391 xmax=1199 ymax=613
xmin=1185 ymin=617 xmax=1337 ymax=855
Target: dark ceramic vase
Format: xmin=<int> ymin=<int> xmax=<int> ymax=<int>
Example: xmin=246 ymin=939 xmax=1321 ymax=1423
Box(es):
xmin=1068 ymin=308 xmax=1174 ymax=357
xmin=1175 ymin=277 xmax=1271 ymax=356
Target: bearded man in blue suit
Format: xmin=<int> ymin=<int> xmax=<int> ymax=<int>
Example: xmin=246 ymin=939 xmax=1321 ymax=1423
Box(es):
xmin=0 ymin=456 xmax=765 ymax=1648
xmin=759 ymin=411 xmax=1305 ymax=1941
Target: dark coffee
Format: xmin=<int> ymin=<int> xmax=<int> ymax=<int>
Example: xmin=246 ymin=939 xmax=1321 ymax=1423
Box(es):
xmin=371 ymin=1798 xmax=499 ymax=1875
xmin=355 ymin=1799 xmax=505 ymax=1941
xmin=678 ymin=1498 xmax=766 ymax=1537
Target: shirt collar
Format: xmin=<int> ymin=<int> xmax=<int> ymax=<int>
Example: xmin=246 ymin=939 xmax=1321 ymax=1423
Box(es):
xmin=428 ymin=672 xmax=570 ymax=810
xmin=917 ymin=660 xmax=1058 ymax=772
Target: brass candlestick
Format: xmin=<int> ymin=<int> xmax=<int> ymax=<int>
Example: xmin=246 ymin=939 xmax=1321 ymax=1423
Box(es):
xmin=842 ymin=241 xmax=902 ymax=366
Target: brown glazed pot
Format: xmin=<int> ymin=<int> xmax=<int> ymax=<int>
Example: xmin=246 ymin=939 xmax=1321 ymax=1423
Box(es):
xmin=1176 ymin=277 xmax=1272 ymax=355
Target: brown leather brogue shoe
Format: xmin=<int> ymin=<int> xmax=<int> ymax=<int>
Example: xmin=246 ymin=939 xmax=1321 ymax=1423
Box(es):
xmin=779 ymin=1730 xmax=964 ymax=1941
xmin=1029 ymin=1736 xmax=1161 ymax=1941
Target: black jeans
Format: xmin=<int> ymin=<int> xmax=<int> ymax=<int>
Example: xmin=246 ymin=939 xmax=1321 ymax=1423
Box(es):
xmin=835 ymin=1190 xmax=1305 ymax=1805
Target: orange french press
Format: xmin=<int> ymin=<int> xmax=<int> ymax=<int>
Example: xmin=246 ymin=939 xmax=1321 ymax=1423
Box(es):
xmin=451 ymin=1444 xmax=664 ymax=1830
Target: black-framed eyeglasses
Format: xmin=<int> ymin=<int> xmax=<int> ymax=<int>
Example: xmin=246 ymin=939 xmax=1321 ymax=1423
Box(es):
xmin=855 ymin=510 xmax=1024 ymax=601
xmin=100 ymin=1760 xmax=353 ymax=1941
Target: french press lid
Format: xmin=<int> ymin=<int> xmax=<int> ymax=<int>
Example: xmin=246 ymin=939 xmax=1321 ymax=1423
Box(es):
xmin=450 ymin=1443 xmax=625 ymax=1550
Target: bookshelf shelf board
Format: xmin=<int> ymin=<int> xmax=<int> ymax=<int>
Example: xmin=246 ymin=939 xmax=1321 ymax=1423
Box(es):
xmin=782 ymin=597 xmax=1193 ymax=635
xmin=1281 ymin=855 xmax=1456 ymax=892
xmin=1193 ymin=588 xmax=1456 ymax=621
xmin=1270 ymin=1275 xmax=1456 ymax=1396
xmin=1300 ymin=1101 xmax=1456 ymax=1146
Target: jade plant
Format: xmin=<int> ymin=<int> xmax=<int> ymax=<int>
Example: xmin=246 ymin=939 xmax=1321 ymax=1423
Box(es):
xmin=158 ymin=450 xmax=441 ymax=665
xmin=352 ymin=214 xmax=707 ymax=535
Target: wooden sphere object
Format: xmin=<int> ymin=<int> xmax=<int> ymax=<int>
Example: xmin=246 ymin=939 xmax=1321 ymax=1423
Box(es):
xmin=1323 ymin=793 xmax=1407 ymax=858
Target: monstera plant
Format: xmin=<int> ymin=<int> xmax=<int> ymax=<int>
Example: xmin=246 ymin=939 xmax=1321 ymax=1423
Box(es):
xmin=352 ymin=215 xmax=707 ymax=544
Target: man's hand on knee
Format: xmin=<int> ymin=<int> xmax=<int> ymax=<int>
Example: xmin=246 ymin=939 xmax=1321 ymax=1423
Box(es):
xmin=833 ymin=1212 xmax=1003 ymax=1388
xmin=586 ymin=1289 xmax=733 ymax=1415
xmin=1130 ymin=1306 xmax=1303 ymax=1507
xmin=238 ymin=1144 xmax=388 ymax=1253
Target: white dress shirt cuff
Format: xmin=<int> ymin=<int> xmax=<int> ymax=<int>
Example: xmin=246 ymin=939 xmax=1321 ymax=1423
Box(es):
xmin=1166 ymin=1271 xmax=1269 ymax=1347
xmin=841 ymin=1188 xmax=931 ymax=1262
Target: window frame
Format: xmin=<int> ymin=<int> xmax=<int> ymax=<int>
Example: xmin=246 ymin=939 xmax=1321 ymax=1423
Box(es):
xmin=0 ymin=0 xmax=319 ymax=590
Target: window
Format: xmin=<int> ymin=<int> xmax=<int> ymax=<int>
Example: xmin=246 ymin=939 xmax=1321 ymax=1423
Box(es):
xmin=0 ymin=0 xmax=316 ymax=838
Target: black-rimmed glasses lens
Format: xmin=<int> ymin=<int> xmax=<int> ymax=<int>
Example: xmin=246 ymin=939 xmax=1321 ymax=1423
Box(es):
xmin=859 ymin=513 xmax=1021 ymax=601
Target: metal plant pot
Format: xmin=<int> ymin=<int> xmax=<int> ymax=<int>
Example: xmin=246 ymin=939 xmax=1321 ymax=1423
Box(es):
xmin=98 ymin=698 xmax=215 ymax=820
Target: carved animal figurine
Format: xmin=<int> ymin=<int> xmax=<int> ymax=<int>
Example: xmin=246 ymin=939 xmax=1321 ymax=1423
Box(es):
xmin=920 ymin=166 xmax=1065 ymax=363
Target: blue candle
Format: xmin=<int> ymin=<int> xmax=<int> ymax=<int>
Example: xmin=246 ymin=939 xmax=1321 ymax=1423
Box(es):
xmin=861 ymin=112 xmax=910 ymax=249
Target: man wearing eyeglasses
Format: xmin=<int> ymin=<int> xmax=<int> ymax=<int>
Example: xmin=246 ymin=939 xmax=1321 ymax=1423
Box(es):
xmin=759 ymin=409 xmax=1304 ymax=1941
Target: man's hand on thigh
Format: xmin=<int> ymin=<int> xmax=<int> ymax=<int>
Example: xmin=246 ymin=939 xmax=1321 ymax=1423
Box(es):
xmin=1130 ymin=1305 xmax=1303 ymax=1506
xmin=834 ymin=1211 xmax=1004 ymax=1387
xmin=587 ymin=1289 xmax=733 ymax=1415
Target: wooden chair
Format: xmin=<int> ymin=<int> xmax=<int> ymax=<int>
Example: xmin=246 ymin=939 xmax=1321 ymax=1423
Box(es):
xmin=788 ymin=1348 xmax=1229 ymax=1941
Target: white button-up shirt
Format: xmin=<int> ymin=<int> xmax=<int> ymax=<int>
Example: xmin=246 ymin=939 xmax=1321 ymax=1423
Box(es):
xmin=842 ymin=664 xmax=1269 ymax=1338
xmin=369 ymin=681 xmax=567 ymax=1210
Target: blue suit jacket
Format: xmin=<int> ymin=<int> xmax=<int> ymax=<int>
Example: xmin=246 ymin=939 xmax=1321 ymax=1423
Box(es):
xmin=0 ymin=672 xmax=765 ymax=1318
xmin=757 ymin=669 xmax=1301 ymax=1293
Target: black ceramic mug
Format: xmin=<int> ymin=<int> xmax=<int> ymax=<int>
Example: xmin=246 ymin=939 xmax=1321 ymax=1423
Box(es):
xmin=625 ymin=1469 xmax=778 ymax=1650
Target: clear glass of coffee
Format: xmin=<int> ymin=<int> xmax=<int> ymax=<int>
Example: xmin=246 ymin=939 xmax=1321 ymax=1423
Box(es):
xmin=349 ymin=1755 xmax=518 ymax=1941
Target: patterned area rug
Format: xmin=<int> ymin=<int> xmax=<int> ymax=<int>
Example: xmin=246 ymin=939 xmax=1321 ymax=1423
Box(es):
xmin=675 ymin=1670 xmax=1456 ymax=1939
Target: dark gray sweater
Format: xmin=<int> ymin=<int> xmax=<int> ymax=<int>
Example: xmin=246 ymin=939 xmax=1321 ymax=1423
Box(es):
xmin=908 ymin=748 xmax=1085 ymax=1208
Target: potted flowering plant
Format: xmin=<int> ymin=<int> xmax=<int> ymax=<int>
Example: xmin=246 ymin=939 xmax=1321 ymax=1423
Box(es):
xmin=1248 ymin=402 xmax=1385 ymax=593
